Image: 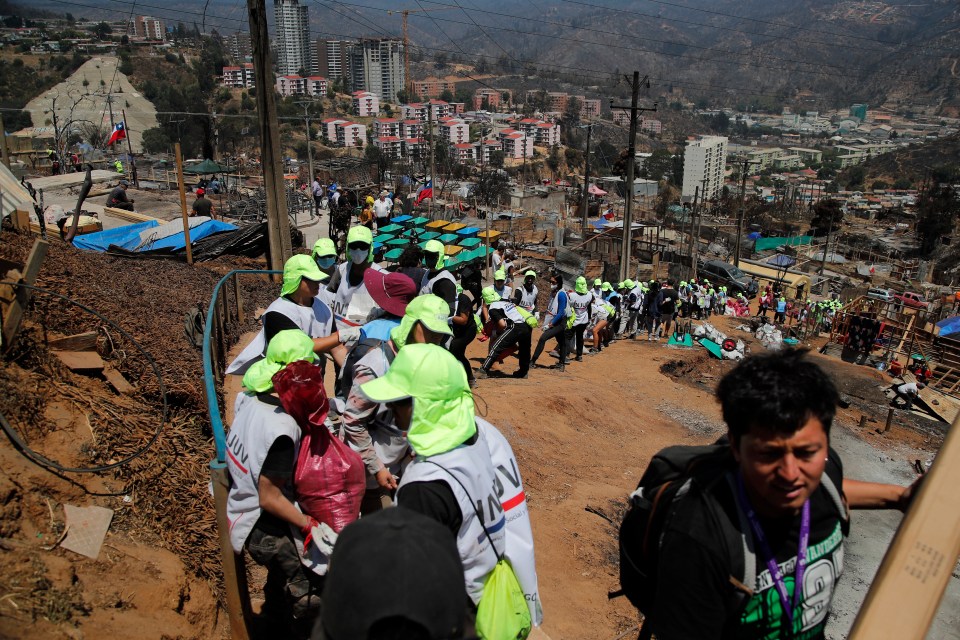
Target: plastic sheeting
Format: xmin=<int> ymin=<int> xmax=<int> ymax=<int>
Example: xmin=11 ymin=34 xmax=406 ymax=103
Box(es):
xmin=73 ymin=219 xmax=236 ymax=253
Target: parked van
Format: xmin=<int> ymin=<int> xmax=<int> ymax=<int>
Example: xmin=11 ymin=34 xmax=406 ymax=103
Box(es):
xmin=699 ymin=260 xmax=759 ymax=297
xmin=866 ymin=287 xmax=894 ymax=303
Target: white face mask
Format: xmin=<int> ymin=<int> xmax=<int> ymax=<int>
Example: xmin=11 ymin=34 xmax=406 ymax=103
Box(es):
xmin=349 ymin=249 xmax=368 ymax=265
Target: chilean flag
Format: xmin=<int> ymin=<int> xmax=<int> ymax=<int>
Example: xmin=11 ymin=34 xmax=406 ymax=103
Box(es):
xmin=414 ymin=179 xmax=433 ymax=205
xmin=107 ymin=122 xmax=126 ymax=146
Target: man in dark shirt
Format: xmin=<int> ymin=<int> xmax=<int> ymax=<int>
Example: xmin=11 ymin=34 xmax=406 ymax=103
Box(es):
xmin=648 ymin=350 xmax=917 ymax=640
xmin=191 ymin=187 xmax=213 ymax=217
xmin=105 ymin=180 xmax=134 ymax=211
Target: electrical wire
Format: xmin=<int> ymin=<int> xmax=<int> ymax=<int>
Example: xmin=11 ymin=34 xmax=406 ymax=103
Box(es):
xmin=0 ymin=281 xmax=168 ymax=475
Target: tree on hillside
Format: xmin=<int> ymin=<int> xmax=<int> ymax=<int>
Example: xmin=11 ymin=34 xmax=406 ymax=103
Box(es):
xmin=639 ymin=148 xmax=672 ymax=181
xmin=474 ymin=170 xmax=510 ymax=207
xmin=90 ymin=21 xmax=111 ymax=40
xmin=142 ymin=127 xmax=171 ymax=154
xmin=808 ymin=199 xmax=844 ymax=237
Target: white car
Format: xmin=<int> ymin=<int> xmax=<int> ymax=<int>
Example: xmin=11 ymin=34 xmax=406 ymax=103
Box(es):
xmin=866 ymin=287 xmax=894 ymax=303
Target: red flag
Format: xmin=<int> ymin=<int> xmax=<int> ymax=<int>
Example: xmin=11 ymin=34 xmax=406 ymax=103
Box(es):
xmin=107 ymin=122 xmax=126 ymax=146
xmin=414 ymin=179 xmax=433 ymax=205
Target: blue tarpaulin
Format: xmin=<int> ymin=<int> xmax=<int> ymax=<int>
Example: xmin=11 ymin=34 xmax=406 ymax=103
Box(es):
xmin=766 ymin=254 xmax=796 ymax=268
xmin=935 ymin=316 xmax=960 ymax=338
xmin=748 ymin=231 xmax=763 ymax=240
xmin=73 ymin=219 xmax=236 ymax=253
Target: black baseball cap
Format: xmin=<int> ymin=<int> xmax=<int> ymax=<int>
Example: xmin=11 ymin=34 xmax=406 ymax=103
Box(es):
xmin=316 ymin=508 xmax=467 ymax=640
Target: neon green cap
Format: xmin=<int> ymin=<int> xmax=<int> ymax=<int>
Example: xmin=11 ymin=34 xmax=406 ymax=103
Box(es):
xmin=280 ymin=254 xmax=329 ymax=297
xmin=242 ymin=329 xmax=316 ymax=393
xmin=390 ymin=294 xmax=453 ymax=349
xmin=347 ymin=226 xmax=374 ymax=262
xmin=360 ymin=343 xmax=475 ymax=457
xmin=623 ymin=279 xmax=635 ymax=289
xmin=524 ymin=270 xmax=537 ymax=278
xmin=575 ymin=276 xmax=588 ymax=294
xmin=601 ymin=282 xmax=612 ymax=291
xmin=494 ymin=269 xmax=506 ymax=281
xmin=423 ymin=239 xmax=446 ymax=270
xmin=481 ymin=286 xmax=500 ymax=305
xmin=594 ymin=278 xmax=602 ymax=286
xmin=311 ymin=237 xmax=336 ymax=258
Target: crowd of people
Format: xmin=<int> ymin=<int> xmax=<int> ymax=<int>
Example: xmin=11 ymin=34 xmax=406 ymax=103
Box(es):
xmin=218 ymin=220 xmax=919 ymax=640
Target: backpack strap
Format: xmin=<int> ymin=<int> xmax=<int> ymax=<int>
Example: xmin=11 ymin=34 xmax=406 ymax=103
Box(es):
xmin=424 ymin=460 xmax=503 ymax=562
xmin=725 ymin=472 xmax=756 ymax=597
xmin=820 ymin=471 xmax=850 ymax=535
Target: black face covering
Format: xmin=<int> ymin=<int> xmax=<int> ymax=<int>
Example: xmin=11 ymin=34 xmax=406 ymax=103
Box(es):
xmin=524 ymin=281 xmax=534 ymax=292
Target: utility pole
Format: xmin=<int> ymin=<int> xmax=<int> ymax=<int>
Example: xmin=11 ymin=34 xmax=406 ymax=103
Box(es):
xmin=0 ymin=114 xmax=10 ymax=169
xmin=298 ymin=100 xmax=316 ymax=218
xmin=579 ymin=122 xmax=594 ymax=239
xmin=211 ymin=109 xmax=219 ymax=160
xmin=610 ymin=72 xmax=657 ymax=282
xmin=248 ymin=0 xmax=291 ymax=272
xmin=687 ymin=186 xmax=699 ymax=281
xmin=106 ymin=93 xmax=116 ymax=151
xmin=733 ymin=157 xmax=760 ymax=267
xmin=428 ymin=105 xmax=435 ymax=217
xmin=819 ymin=209 xmax=834 ymax=295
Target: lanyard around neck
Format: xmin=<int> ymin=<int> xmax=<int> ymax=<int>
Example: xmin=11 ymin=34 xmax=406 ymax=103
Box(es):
xmin=736 ymin=473 xmax=811 ymax=626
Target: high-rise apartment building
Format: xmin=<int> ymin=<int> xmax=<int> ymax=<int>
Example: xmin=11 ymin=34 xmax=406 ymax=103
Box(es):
xmin=274 ymin=0 xmax=316 ymax=76
xmin=681 ymin=135 xmax=728 ymax=203
xmin=317 ymin=39 xmax=348 ymax=81
xmin=347 ymin=38 xmax=405 ymax=104
xmin=226 ymin=32 xmax=252 ymax=62
xmin=129 ymin=16 xmax=164 ymax=40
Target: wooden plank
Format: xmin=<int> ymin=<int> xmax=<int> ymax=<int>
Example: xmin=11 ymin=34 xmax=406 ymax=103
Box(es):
xmin=102 ymin=206 xmax=158 ymax=223
xmin=1 ymin=239 xmax=48 ymax=349
xmin=848 ymin=410 xmax=960 ymax=640
xmin=47 ymin=331 xmax=98 ymax=352
xmin=102 ymin=366 xmax=134 ymax=394
xmin=211 ymin=466 xmax=253 ymax=640
xmin=53 ymin=350 xmax=105 ymax=372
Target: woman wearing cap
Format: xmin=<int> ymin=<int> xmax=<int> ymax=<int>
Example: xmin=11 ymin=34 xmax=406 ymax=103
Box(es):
xmin=227 ymin=329 xmax=325 ymax=626
xmin=531 ymin=272 xmax=570 ymax=372
xmin=325 ymin=226 xmax=386 ymax=343
xmin=478 ymin=286 xmax=532 ymax=379
xmin=591 ymin=278 xmax=603 ymax=298
xmin=311 ymin=238 xmax=339 ymax=307
xmin=568 ymin=276 xmax=595 ymax=362
xmin=359 ymin=196 xmax=375 ymax=229
xmin=492 ymin=269 xmax=512 ymax=301
xmin=512 ymin=270 xmax=539 ymax=314
xmin=341 ymin=295 xmax=452 ymax=515
xmin=419 ymin=239 xmax=458 ymax=316
xmin=360 ymin=344 xmax=542 ymax=627
xmin=226 ymin=254 xmax=341 ymax=375
xmin=450 ymin=267 xmax=481 ymax=386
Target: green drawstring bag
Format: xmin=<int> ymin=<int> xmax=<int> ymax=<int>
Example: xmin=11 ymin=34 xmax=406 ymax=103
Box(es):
xmin=476 ymin=558 xmax=532 ymax=640
xmin=515 ymin=306 xmax=538 ymax=329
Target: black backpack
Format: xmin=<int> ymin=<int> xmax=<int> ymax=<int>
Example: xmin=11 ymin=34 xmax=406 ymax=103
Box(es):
xmin=614 ymin=441 xmax=848 ymax=637
xmin=337 ymin=337 xmax=395 ymax=400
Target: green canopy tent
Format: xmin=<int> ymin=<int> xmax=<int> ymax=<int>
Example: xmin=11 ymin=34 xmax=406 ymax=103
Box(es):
xmin=183 ymin=159 xmax=234 ymax=174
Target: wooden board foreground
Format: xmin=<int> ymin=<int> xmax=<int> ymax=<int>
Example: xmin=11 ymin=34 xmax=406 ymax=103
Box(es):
xmin=848 ymin=412 xmax=960 ymax=639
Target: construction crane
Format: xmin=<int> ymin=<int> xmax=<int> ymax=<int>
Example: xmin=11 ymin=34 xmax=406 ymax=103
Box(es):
xmin=387 ymin=7 xmax=455 ymax=98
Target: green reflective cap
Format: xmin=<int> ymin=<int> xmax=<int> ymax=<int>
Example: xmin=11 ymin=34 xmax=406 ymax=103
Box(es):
xmin=481 ymin=286 xmax=500 ymax=305
xmin=494 ymin=269 xmax=506 ymax=281
xmin=524 ymin=270 xmax=537 ymax=278
xmin=281 ymin=253 xmax=329 ymax=297
xmin=594 ymin=278 xmax=602 ymax=286
xmin=575 ymin=276 xmax=587 ymax=293
xmin=312 ymin=237 xmax=336 ymax=257
xmin=390 ymin=294 xmax=453 ymax=349
xmin=623 ymin=279 xmax=635 ymax=289
xmin=242 ymin=329 xmax=316 ymax=393
xmin=423 ymin=239 xmax=445 ymax=269
xmin=347 ymin=225 xmax=373 ymax=245
xmin=601 ymin=282 xmax=612 ymax=291
xmin=359 ymin=343 xmax=475 ymax=457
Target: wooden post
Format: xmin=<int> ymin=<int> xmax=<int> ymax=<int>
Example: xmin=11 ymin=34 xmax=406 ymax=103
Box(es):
xmin=884 ymin=407 xmax=895 ymax=433
xmin=174 ymin=143 xmax=194 ymax=265
xmin=0 ymin=114 xmax=9 ymax=169
xmin=248 ymin=0 xmax=291 ymax=274
xmin=121 ymin=109 xmax=139 ymax=188
xmin=210 ymin=465 xmax=252 ymax=640
xmin=848 ymin=411 xmax=960 ymax=640
xmin=859 ymin=414 xmax=868 ymax=430
xmin=2 ymin=239 xmax=48 ymax=349
xmin=233 ymin=274 xmax=244 ymax=324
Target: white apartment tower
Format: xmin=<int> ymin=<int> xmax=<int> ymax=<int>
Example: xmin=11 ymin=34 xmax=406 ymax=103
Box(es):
xmin=274 ymin=0 xmax=316 ymax=76
xmin=347 ymin=38 xmax=405 ymax=104
xmin=682 ymin=135 xmax=728 ymax=203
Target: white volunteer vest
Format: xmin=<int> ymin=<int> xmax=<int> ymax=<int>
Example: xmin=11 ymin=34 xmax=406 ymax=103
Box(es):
xmin=568 ymin=291 xmax=593 ymax=325
xmin=352 ymin=346 xmax=410 ymax=485
xmin=399 ymin=438 xmax=506 ymax=605
xmin=226 ymin=392 xmax=301 ymax=553
xmin=420 ymin=269 xmax=457 ymax=296
xmin=489 ymin=300 xmax=524 ymax=324
xmin=630 ymin=286 xmax=644 ymax=310
xmin=494 ymin=284 xmax=513 ymax=301
xmin=331 ymin=262 xmax=386 ymax=331
xmin=517 ymin=285 xmax=538 ymax=311
xmin=226 ymin=295 xmax=334 ymax=375
xmin=476 ymin=418 xmax=543 ymax=625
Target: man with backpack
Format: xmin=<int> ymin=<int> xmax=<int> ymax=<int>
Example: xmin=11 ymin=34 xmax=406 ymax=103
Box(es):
xmin=478 ymin=286 xmax=535 ymax=379
xmin=619 ymin=349 xmax=917 ymax=640
xmin=340 ymin=294 xmax=453 ymax=515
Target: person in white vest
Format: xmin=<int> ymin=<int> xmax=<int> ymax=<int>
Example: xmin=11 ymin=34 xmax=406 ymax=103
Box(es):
xmin=226 ymin=254 xmax=342 ymax=376
xmin=512 ymin=270 xmax=539 ymax=313
xmin=591 ymin=277 xmax=603 ymax=298
xmin=492 ymin=269 xmax=512 ymax=301
xmin=311 ymin=237 xmax=339 ymax=308
xmin=360 ymin=344 xmax=542 ymax=625
xmin=568 ymin=275 xmax=595 ymax=362
xmin=531 ymin=272 xmax=571 ymax=372
xmin=478 ymin=286 xmax=533 ymax=379
xmin=226 ymin=329 xmax=324 ymax=626
xmin=341 ymin=294 xmax=453 ymax=515
xmin=324 ymin=225 xmax=386 ymax=344
xmin=419 ymin=239 xmax=458 ymax=316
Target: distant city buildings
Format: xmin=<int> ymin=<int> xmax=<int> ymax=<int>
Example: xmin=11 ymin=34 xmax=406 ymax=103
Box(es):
xmin=317 ymin=39 xmax=348 ymax=82
xmin=128 ymin=16 xmax=164 ymax=41
xmin=682 ymin=135 xmax=728 ymax=202
xmin=527 ymin=91 xmax=601 ymax=120
xmin=413 ymin=78 xmax=456 ymax=100
xmin=850 ymin=103 xmax=868 ymax=122
xmin=347 ymin=38 xmax=404 ymax=104
xmin=274 ymin=0 xmax=315 ymax=76
xmin=222 ymin=63 xmax=255 ymax=89
xmin=225 ymin=32 xmax=251 ymax=62
xmin=275 ymin=74 xmax=327 ymax=97
xmin=323 ymin=118 xmax=366 ymax=147
xmin=352 ymin=91 xmax=379 ymax=117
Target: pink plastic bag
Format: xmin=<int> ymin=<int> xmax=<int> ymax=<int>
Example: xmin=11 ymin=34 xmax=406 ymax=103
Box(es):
xmin=272 ymin=361 xmax=365 ymax=532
